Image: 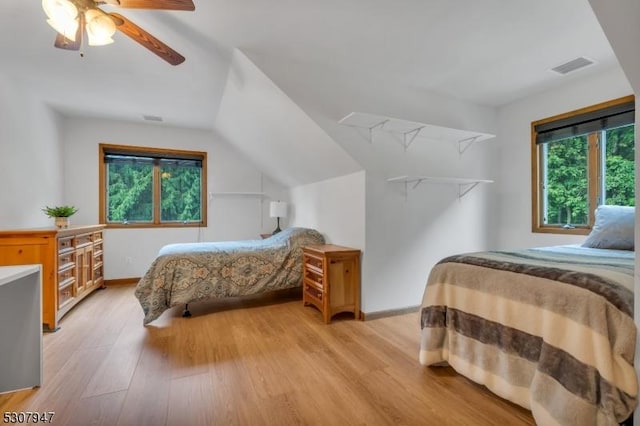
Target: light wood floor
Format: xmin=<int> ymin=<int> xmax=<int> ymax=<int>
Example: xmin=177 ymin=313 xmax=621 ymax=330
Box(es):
xmin=0 ymin=285 xmax=535 ymax=426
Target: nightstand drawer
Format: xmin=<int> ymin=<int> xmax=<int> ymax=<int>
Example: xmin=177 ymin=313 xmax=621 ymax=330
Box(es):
xmin=303 ymin=254 xmax=324 ymax=272
xmin=304 ymin=282 xmax=323 ymax=302
xmin=304 ymin=268 xmax=324 ymax=288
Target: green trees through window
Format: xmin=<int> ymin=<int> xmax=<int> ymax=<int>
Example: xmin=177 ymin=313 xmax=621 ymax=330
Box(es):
xmin=107 ymin=160 xmax=153 ymax=222
xmin=159 ymin=161 xmax=202 ymax=222
xmin=604 ymin=126 xmax=635 ymax=206
xmin=544 ymin=135 xmax=588 ymax=226
xmin=100 ymin=145 xmax=207 ymax=227
xmin=543 ymin=125 xmax=635 ymax=227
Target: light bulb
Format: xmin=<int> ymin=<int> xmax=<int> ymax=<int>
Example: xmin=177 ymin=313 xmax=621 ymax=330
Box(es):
xmin=42 ymin=0 xmax=79 ymax=41
xmin=86 ymin=9 xmax=116 ymax=46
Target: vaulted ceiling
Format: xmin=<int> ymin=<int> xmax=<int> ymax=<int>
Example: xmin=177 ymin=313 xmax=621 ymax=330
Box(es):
xmin=1 ymin=0 xmax=619 ymax=131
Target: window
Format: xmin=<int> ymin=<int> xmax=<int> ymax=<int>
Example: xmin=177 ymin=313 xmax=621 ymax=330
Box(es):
xmin=531 ymin=95 xmax=635 ymax=234
xmin=99 ymin=144 xmax=207 ymax=228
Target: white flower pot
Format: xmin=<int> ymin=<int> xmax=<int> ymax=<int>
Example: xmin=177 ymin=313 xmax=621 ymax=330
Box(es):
xmin=55 ymin=217 xmax=70 ymax=229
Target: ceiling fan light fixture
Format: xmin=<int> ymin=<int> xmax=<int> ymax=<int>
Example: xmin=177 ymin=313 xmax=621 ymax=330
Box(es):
xmin=85 ymin=9 xmax=117 ymax=46
xmin=42 ymin=0 xmax=79 ymax=42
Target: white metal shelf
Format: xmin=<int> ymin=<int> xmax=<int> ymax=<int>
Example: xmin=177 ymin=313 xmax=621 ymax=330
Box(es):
xmin=338 ymin=112 xmax=495 ymax=153
xmin=387 ymin=175 xmax=494 ymax=198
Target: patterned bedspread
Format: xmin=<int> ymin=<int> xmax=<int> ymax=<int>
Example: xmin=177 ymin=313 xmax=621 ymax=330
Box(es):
xmin=135 ymin=227 xmax=324 ymax=325
xmin=419 ymin=245 xmax=636 ymax=426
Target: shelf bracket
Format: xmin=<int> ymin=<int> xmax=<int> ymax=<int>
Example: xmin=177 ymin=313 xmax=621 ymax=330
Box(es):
xmin=458 ymin=182 xmax=480 ymax=198
xmin=402 ymin=126 xmax=424 ymax=151
xmin=367 ymin=119 xmax=389 ymax=143
xmin=458 ymin=135 xmax=481 ymax=154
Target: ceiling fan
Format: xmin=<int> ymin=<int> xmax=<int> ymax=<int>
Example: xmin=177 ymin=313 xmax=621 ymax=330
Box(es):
xmin=42 ymin=0 xmax=195 ymax=65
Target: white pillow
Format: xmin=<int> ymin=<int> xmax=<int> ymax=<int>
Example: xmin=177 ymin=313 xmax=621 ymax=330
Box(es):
xmin=582 ymin=205 xmax=635 ymax=250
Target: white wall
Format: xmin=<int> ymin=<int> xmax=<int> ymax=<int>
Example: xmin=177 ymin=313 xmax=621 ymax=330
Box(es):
xmin=493 ymin=66 xmax=633 ymax=249
xmin=363 ymin=162 xmax=495 ymax=314
xmin=0 ymin=73 xmax=64 ymax=229
xmin=586 ymin=3 xmax=640 ymax=424
xmin=215 ymin=49 xmax=362 ymax=188
xmin=588 ymin=0 xmax=640 ymax=94
xmin=288 ymin=171 xmax=365 ymax=250
xmin=61 ymin=116 xmax=287 ymax=279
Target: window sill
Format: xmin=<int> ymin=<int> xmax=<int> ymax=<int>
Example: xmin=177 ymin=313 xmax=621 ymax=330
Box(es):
xmin=532 ymin=225 xmax=590 ymax=236
xmin=103 ymin=222 xmax=206 ymax=229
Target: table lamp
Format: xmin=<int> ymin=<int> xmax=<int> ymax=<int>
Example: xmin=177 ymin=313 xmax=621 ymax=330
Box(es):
xmin=269 ymin=201 xmax=288 ymax=234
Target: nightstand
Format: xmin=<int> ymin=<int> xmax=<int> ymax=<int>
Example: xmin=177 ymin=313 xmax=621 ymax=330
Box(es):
xmin=302 ymin=245 xmax=361 ymax=323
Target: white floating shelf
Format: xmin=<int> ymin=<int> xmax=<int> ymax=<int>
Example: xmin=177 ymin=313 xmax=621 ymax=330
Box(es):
xmin=387 ymin=175 xmax=494 ymax=198
xmin=339 ymin=112 xmax=495 ymax=153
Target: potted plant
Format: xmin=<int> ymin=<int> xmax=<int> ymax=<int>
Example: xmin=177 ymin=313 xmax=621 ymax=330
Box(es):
xmin=42 ymin=205 xmax=78 ymax=229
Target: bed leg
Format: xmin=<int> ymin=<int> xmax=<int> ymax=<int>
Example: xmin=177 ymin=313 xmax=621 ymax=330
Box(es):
xmin=182 ymin=304 xmax=192 ymax=318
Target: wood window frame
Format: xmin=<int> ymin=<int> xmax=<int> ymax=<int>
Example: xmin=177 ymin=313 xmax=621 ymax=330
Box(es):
xmin=99 ymin=143 xmax=208 ymax=229
xmin=531 ymin=95 xmax=635 ymax=235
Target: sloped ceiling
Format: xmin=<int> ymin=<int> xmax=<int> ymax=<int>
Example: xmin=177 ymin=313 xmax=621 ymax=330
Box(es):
xmin=0 ymin=0 xmax=622 ymax=186
xmin=214 ymin=50 xmax=361 ymax=187
xmin=588 ymin=0 xmax=640 ymax=93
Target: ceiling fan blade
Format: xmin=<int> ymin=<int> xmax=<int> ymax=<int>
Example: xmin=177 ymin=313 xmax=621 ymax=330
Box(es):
xmin=110 ymin=13 xmax=185 ymax=65
xmin=114 ymin=0 xmax=195 ymax=10
xmin=54 ymin=13 xmax=84 ymax=51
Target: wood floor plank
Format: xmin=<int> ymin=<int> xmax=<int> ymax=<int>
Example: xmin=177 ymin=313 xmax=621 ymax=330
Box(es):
xmin=56 ymin=390 xmax=127 ymax=426
xmin=81 ymin=344 xmax=142 ymax=398
xmin=0 ymin=285 xmax=535 ymax=425
xmin=167 ymin=373 xmax=216 ymax=426
xmin=115 ymin=336 xmax=172 ymax=426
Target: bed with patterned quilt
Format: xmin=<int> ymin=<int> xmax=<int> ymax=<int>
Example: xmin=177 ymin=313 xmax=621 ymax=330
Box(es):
xmin=135 ymin=227 xmax=325 ymax=325
xmin=419 ymin=244 xmax=636 ymax=426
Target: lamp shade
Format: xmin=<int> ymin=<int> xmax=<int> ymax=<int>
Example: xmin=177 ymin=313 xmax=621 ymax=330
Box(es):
xmin=269 ymin=201 xmax=287 ymax=218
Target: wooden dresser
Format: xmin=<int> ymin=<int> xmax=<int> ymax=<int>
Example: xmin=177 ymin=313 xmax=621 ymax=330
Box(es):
xmin=0 ymin=225 xmax=106 ymax=331
xmin=302 ymin=244 xmax=361 ymax=323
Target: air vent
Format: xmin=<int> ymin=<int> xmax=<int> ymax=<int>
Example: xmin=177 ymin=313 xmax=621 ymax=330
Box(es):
xmin=142 ymin=115 xmax=163 ymax=122
xmin=550 ymin=57 xmax=595 ymax=75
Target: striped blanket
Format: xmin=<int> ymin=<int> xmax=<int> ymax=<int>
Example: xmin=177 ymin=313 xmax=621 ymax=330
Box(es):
xmin=419 ymin=245 xmax=636 ymax=426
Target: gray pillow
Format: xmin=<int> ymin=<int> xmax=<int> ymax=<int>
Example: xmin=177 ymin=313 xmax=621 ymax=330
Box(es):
xmin=582 ymin=205 xmax=635 ymax=250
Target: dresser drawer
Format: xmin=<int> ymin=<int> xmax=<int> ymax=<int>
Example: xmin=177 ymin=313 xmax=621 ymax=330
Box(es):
xmin=58 ymin=237 xmax=74 ymax=254
xmin=58 ymin=266 xmax=75 ymax=283
xmin=93 ymin=251 xmax=104 ymax=266
xmin=0 ymin=244 xmax=43 ymax=264
xmin=58 ymin=252 xmax=75 ymax=270
xmin=92 ymin=231 xmax=103 ymax=243
xmin=58 ymin=278 xmax=75 ymax=309
xmin=93 ymin=266 xmax=103 ymax=282
xmin=58 ymin=282 xmax=74 ymax=309
xmin=75 ymin=233 xmax=93 ymax=248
